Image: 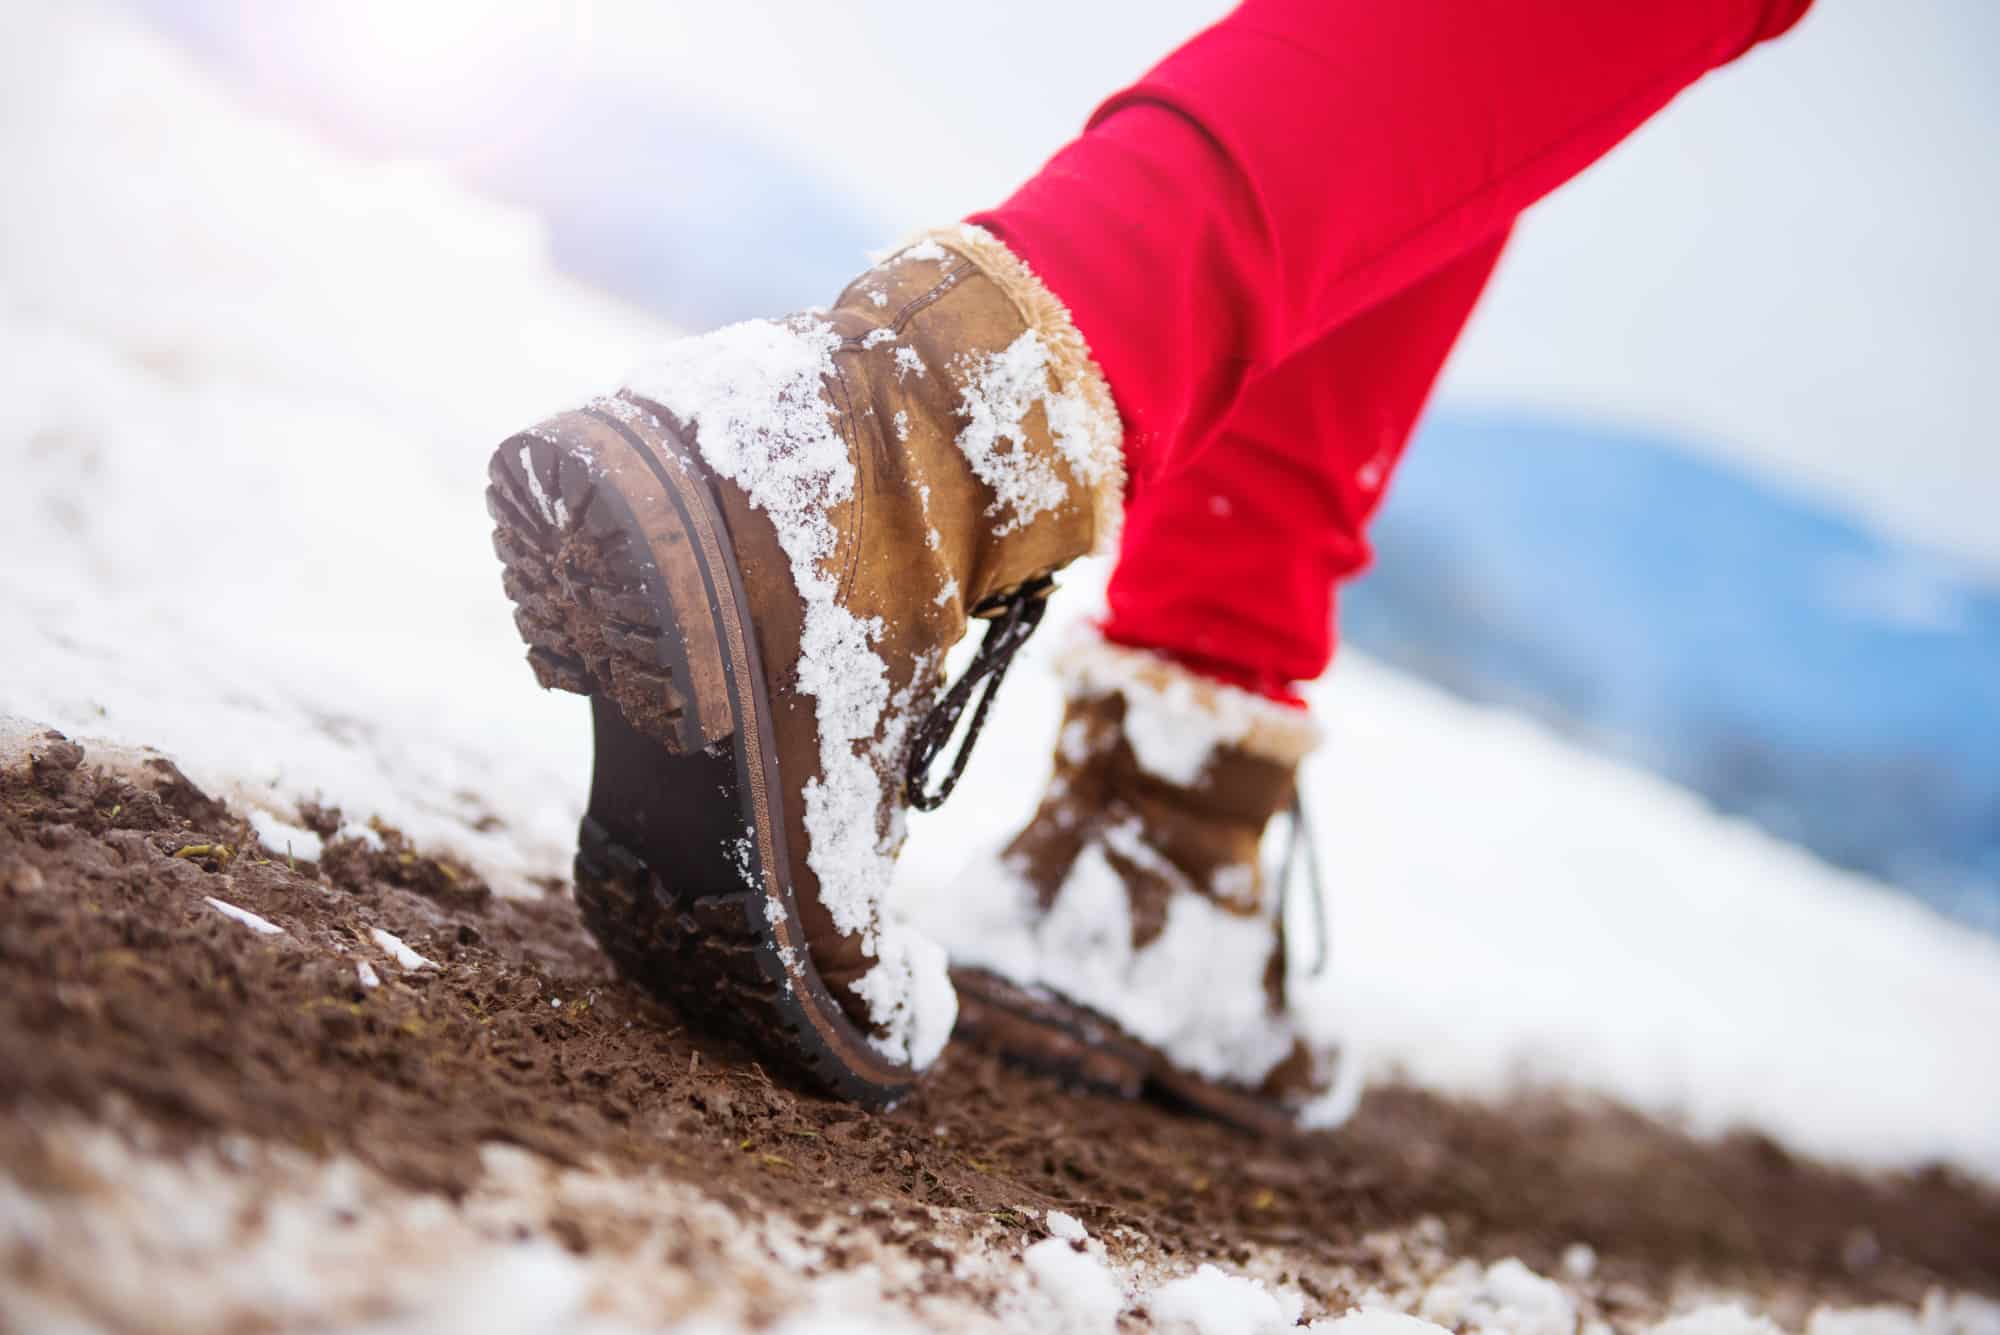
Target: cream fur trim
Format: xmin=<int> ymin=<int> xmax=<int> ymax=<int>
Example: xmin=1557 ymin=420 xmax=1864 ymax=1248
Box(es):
xmin=907 ymin=224 xmax=1127 ymax=556
xmin=1053 ymin=626 xmax=1322 ymax=769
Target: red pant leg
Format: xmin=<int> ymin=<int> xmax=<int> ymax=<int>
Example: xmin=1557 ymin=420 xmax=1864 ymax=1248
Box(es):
xmin=1100 ymin=232 xmax=1510 ymax=701
xmin=973 ymin=0 xmax=1813 ymax=481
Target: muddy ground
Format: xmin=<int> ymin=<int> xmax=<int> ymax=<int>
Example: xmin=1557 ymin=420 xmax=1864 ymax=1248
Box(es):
xmin=2 ymin=729 xmax=1995 ymax=1329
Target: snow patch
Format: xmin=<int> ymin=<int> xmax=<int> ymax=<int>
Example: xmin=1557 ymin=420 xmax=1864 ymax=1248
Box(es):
xmin=355 ymin=960 xmax=381 ymax=990
xmin=1307 ymin=1313 xmax=1455 ymax=1335
xmin=370 ymin=927 xmax=434 ymax=971
xmin=1808 ymin=1295 xmax=2000 ymax=1335
xmin=1810 ymin=1309 xmax=1932 ymax=1335
xmin=947 ymin=838 xmax=1298 ymax=1087
xmin=730 ymin=834 xmax=757 ymax=891
xmin=1045 ymin=1209 xmax=1087 ymax=1242
xmin=1210 ymin=862 xmax=1257 ymax=911
xmin=1022 ymin=1237 xmax=1124 ymax=1335
xmin=1648 ymin=1306 xmax=1784 ymax=1335
xmin=1291 ymin=1050 xmax=1368 ymax=1131
xmin=1055 ymin=630 xmax=1319 ymax=784
xmin=1927 ymin=1295 xmax=2000 ymax=1335
xmin=1561 ymin=1243 xmax=1598 ymax=1282
xmin=1148 ymin=1263 xmax=1302 ymax=1335
xmin=1421 ymin=1258 xmax=1575 ymax=1335
xmin=247 ymin=809 xmax=324 ymax=863
xmin=517 ymin=444 xmax=568 ymax=526
xmin=205 ymin=897 xmax=284 ymax=937
xmin=950 ymin=331 xmax=1076 ymax=535
xmin=340 ymin=823 xmax=386 ymax=852
xmin=910 ymin=481 xmax=957 ymax=608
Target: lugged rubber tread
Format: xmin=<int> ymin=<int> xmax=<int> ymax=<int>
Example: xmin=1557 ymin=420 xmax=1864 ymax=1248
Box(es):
xmin=487 ymin=436 xmax=700 ymax=755
xmin=570 ymin=813 xmax=894 ymax=1101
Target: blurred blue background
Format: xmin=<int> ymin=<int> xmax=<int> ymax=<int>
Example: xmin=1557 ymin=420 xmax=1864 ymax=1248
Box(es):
xmin=1345 ymin=414 xmax=2000 ymax=930
xmin=125 ymin=0 xmax=1999 ymax=932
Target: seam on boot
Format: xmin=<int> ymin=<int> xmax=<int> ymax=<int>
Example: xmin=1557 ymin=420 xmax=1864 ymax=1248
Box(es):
xmin=880 ymin=261 xmax=972 ymax=333
xmin=827 ymin=359 xmax=869 ymax=605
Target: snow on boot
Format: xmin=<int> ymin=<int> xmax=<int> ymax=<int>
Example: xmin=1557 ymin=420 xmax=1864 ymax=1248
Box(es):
xmin=485 ymin=226 xmax=1122 ymax=1106
xmin=946 ymin=628 xmax=1356 ymax=1135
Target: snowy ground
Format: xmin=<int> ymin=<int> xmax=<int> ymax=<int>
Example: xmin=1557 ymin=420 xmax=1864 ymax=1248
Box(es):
xmin=20 ymin=1108 xmax=1990 ymax=1335
xmin=3 ymin=5 xmax=1999 ymax=1330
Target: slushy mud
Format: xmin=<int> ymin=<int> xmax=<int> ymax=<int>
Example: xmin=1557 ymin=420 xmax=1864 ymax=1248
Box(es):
xmin=2 ymin=731 xmax=1994 ymax=1328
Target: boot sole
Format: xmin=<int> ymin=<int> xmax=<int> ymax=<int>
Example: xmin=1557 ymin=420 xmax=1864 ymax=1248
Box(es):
xmin=487 ymin=397 xmax=916 ymax=1107
xmin=951 ymin=966 xmax=1306 ymax=1139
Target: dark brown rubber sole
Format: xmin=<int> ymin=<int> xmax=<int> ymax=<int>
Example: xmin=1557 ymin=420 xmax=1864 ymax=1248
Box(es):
xmin=486 ymin=396 xmax=916 ymax=1107
xmin=950 ymin=966 xmax=1306 ymax=1139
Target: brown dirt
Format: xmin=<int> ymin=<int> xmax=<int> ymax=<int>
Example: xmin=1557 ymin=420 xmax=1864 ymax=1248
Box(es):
xmin=2 ymin=728 xmax=1995 ymax=1322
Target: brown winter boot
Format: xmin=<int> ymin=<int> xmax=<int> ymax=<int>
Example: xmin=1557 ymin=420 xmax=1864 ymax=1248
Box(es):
xmin=485 ymin=225 xmax=1123 ymax=1105
xmin=944 ymin=628 xmax=1355 ymax=1135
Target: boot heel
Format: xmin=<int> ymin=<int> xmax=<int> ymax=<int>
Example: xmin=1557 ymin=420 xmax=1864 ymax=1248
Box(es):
xmin=486 ymin=402 xmax=735 ymax=754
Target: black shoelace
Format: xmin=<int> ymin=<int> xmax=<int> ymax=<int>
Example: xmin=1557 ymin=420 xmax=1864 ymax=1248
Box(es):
xmin=1278 ymin=787 xmax=1332 ymax=979
xmin=904 ymin=574 xmax=1057 ymax=812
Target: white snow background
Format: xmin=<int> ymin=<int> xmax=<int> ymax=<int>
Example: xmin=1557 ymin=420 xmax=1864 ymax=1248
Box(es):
xmin=5 ymin=0 xmax=1999 ymax=1215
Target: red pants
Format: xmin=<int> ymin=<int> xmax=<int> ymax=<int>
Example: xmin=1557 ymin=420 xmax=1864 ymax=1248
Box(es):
xmin=973 ymin=0 xmax=1813 ymax=701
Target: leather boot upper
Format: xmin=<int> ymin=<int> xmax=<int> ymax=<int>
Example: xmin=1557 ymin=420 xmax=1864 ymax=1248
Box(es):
xmin=622 ymin=226 xmax=1123 ymax=1068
